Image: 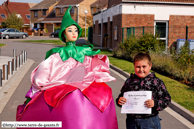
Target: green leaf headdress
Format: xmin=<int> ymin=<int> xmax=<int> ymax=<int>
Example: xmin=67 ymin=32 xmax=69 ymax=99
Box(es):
xmin=58 ymin=6 xmax=82 ymax=42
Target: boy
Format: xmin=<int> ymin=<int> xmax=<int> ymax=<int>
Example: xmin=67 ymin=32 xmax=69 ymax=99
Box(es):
xmin=116 ymin=52 xmax=171 ymax=129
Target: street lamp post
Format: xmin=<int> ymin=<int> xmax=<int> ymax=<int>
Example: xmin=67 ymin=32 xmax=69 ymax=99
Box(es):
xmin=84 ymin=10 xmax=88 ymax=38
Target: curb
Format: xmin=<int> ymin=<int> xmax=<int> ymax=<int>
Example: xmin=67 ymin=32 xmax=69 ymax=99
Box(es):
xmin=110 ymin=64 xmax=194 ymax=124
xmin=169 ymin=101 xmax=194 ymax=124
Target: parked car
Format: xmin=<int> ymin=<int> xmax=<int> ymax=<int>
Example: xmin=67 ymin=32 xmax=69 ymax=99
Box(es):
xmin=50 ymin=29 xmax=60 ymax=38
xmin=0 ymin=28 xmax=28 ymax=39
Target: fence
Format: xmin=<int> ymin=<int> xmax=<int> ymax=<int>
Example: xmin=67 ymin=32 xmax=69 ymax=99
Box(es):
xmin=122 ymin=25 xmax=194 ymax=50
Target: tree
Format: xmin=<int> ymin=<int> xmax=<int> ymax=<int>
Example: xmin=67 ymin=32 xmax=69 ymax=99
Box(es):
xmin=4 ymin=12 xmax=24 ymax=30
xmin=1 ymin=21 xmax=7 ymax=28
xmin=79 ymin=15 xmax=93 ymax=27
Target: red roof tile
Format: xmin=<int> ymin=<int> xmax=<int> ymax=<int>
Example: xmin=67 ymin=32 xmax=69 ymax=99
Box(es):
xmin=5 ymin=2 xmax=31 ymax=24
xmin=0 ymin=5 xmax=8 ymax=23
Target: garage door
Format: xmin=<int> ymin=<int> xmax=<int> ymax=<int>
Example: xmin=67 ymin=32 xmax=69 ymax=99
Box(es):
xmin=46 ymin=24 xmax=53 ymax=35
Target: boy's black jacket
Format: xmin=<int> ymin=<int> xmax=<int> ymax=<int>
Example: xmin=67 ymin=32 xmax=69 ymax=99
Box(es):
xmin=116 ymin=72 xmax=171 ymax=119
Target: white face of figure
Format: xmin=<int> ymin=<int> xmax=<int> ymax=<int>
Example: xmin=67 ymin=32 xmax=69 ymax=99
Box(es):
xmin=65 ymin=25 xmax=78 ymax=42
xmin=134 ymin=59 xmax=152 ymax=78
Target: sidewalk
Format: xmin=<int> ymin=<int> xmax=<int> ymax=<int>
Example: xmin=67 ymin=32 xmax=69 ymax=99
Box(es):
xmin=0 ymin=56 xmax=34 ymax=113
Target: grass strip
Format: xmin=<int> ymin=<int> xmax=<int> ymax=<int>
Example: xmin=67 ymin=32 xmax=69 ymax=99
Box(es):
xmin=94 ymin=49 xmax=113 ymax=55
xmin=0 ymin=43 xmax=6 ymax=47
xmin=17 ymin=40 xmax=65 ymax=46
xmin=17 ymin=40 xmax=94 ymax=47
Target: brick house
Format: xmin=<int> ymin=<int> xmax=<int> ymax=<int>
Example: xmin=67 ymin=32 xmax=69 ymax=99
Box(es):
xmin=2 ymin=0 xmax=36 ymax=28
xmin=0 ymin=5 xmax=8 ymax=24
xmin=41 ymin=0 xmax=95 ymax=35
xmin=29 ymin=0 xmax=60 ymax=35
xmin=90 ymin=0 xmax=108 ymax=14
xmin=92 ymin=0 xmax=194 ymax=50
xmin=30 ymin=0 xmax=96 ymax=36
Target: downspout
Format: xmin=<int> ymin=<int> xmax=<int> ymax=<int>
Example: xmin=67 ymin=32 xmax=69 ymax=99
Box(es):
xmin=166 ymin=22 xmax=168 ymax=52
xmin=30 ymin=11 xmax=32 ymax=29
xmin=101 ymin=9 xmax=103 ymax=47
xmin=76 ymin=5 xmax=79 ymax=24
xmin=51 ymin=22 xmax=54 ymax=32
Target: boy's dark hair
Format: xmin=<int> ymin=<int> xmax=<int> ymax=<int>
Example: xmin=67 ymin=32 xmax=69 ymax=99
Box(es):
xmin=133 ymin=52 xmax=152 ymax=65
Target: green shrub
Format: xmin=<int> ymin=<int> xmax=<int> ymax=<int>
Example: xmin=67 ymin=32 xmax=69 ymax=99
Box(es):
xmin=115 ymin=32 xmax=163 ymax=59
xmin=81 ymin=28 xmax=88 ymax=37
xmin=150 ymin=49 xmax=194 ymax=86
xmin=137 ymin=33 xmax=163 ymax=52
xmin=113 ymin=48 xmax=126 ymax=58
xmin=54 ymin=27 xmax=60 ymax=31
xmin=1 ymin=22 xmax=7 ymax=28
xmin=44 ymin=29 xmax=48 ymax=33
xmin=8 ymin=25 xmax=20 ymax=30
xmin=172 ymin=41 xmax=194 ymax=69
xmin=114 ymin=33 xmax=194 ymax=86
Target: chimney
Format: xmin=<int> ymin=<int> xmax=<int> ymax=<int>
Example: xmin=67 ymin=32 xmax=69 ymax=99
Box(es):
xmin=7 ymin=0 xmax=9 ymax=5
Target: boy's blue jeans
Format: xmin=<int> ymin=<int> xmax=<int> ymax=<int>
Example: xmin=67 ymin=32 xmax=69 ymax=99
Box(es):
xmin=126 ymin=115 xmax=161 ymax=129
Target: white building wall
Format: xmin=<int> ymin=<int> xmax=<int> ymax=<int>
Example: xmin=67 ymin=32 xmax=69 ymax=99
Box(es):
xmin=123 ymin=3 xmax=194 ymax=21
xmin=93 ymin=3 xmax=194 ymax=24
xmin=93 ymin=4 xmax=122 ymax=24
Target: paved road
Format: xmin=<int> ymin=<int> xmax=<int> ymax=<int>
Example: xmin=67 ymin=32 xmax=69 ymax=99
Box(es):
xmin=0 ymin=36 xmax=193 ymax=129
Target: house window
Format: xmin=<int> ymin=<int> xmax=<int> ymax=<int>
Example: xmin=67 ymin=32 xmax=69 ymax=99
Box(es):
xmin=70 ymin=7 xmax=74 ymax=14
xmin=60 ymin=8 xmax=64 ymax=14
xmin=26 ymin=15 xmax=30 ymax=19
xmin=155 ymin=21 xmax=168 ymax=50
xmin=34 ymin=11 xmax=38 ymax=17
xmin=98 ymin=24 xmax=101 ymax=35
xmin=1 ymin=14 xmax=6 ymax=18
xmin=155 ymin=22 xmax=166 ymax=38
xmin=93 ymin=25 xmax=95 ymax=34
xmin=16 ymin=14 xmax=21 ymax=18
xmin=43 ymin=10 xmax=46 ymax=16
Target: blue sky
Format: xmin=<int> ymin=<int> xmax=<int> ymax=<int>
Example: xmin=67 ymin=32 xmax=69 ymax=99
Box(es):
xmin=0 ymin=0 xmax=43 ymax=4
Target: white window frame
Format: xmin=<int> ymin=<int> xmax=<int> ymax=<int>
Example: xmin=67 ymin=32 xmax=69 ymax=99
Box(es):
xmin=34 ymin=11 xmax=38 ymax=17
xmin=26 ymin=14 xmax=30 ymax=19
xmin=16 ymin=14 xmax=21 ymax=18
xmin=42 ymin=10 xmax=46 ymax=16
xmin=71 ymin=7 xmax=74 ymax=14
xmin=154 ymin=21 xmax=168 ymax=51
xmin=1 ymin=14 xmax=6 ymax=18
xmin=91 ymin=7 xmax=93 ymax=14
xmin=60 ymin=8 xmax=64 ymax=14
